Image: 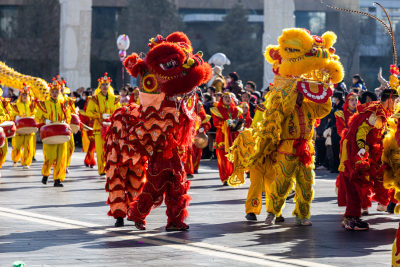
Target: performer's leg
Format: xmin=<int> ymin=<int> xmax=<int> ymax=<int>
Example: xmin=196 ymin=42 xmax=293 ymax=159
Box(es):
xmin=245 ymin=164 xmax=265 ymax=215
xmin=193 ymin=145 xmax=203 ymax=173
xmin=165 ymin=177 xmax=191 ymax=229
xmin=216 ymin=148 xmax=233 ymax=183
xmin=372 ymin=176 xmax=391 ymax=206
xmin=85 ymin=138 xmax=96 ymax=166
xmin=66 ymin=134 xmax=75 ymax=167
xmin=32 ymin=133 xmax=37 ymax=160
xmin=293 ymin=163 xmax=314 ymax=219
xmin=53 ymin=143 xmax=67 ymax=182
xmin=343 ymin=177 xmax=362 ymax=218
xmin=95 ymin=134 xmax=105 ymax=175
xmin=0 ymin=140 xmax=7 ymax=168
xmin=267 ymin=154 xmax=297 ymax=217
xmin=11 ymin=135 xmax=23 ymax=164
xmin=128 ymin=175 xmax=165 ymax=226
xmin=21 ymin=134 xmax=34 ymax=167
xmin=42 ymin=144 xmax=56 ymax=177
xmin=184 ymin=145 xmax=194 ymax=175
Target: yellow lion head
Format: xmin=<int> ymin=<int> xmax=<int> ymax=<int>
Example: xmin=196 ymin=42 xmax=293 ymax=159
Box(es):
xmin=264 ymin=28 xmax=344 ymax=84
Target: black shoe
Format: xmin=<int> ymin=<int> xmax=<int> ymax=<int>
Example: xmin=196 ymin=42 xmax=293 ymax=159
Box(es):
xmin=194 ymin=170 xmax=199 ymax=174
xmin=135 ymin=222 xmax=146 ymax=230
xmin=115 ymin=217 xmax=124 ymax=227
xmin=187 ymin=174 xmax=194 ymax=178
xmin=275 ymin=215 xmax=285 ymax=223
xmin=223 ymin=181 xmax=228 ymax=186
xmin=84 ymin=163 xmax=89 ymax=167
xmin=42 ymin=176 xmax=48 ymax=185
xmin=344 ymin=217 xmax=369 ymax=231
xmin=32 ymin=157 xmax=36 ymax=162
xmin=90 ymin=165 xmax=94 ymax=168
xmin=245 ymin=213 xmax=257 ymax=221
xmin=286 ymin=190 xmax=295 ymax=200
xmin=387 ymin=201 xmax=396 ymax=214
xmin=54 ymin=180 xmax=64 ymax=187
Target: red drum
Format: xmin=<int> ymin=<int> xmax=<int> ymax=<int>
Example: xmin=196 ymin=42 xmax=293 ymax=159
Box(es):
xmin=0 ymin=127 xmax=5 ymax=148
xmin=70 ymin=114 xmax=81 ymax=134
xmin=16 ymin=117 xmax=38 ymax=135
xmin=0 ymin=121 xmax=16 ymax=138
xmin=40 ymin=123 xmax=71 ymax=144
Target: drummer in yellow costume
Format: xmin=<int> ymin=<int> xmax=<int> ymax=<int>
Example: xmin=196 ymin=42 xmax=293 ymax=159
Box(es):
xmin=10 ymin=84 xmax=36 ymax=169
xmin=57 ymin=76 xmax=76 ymax=173
xmin=84 ymin=73 xmax=120 ymax=176
xmin=0 ymin=81 xmax=11 ymax=169
xmin=36 ymin=78 xmax=71 ymax=187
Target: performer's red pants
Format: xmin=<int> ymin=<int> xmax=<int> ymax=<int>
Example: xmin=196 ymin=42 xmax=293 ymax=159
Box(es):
xmin=128 ymin=152 xmax=191 ymax=226
xmin=216 ymin=148 xmax=233 ymax=183
xmin=84 ymin=138 xmax=96 ymax=166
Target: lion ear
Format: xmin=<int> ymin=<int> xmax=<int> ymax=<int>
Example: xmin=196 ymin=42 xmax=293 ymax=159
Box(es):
xmin=166 ymin=32 xmax=192 ymax=47
xmin=124 ymin=53 xmax=146 ymax=77
xmin=322 ymin=31 xmax=337 ymax=48
xmin=264 ymin=45 xmax=281 ymax=64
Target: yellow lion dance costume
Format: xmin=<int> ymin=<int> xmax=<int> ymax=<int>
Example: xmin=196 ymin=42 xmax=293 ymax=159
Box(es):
xmin=228 ymin=28 xmax=344 ymax=224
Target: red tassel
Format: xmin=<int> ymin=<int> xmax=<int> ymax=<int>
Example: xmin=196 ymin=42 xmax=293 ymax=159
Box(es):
xmin=294 ymin=139 xmax=312 ymax=167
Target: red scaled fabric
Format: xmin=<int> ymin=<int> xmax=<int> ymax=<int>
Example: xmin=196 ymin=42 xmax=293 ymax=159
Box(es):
xmin=211 ymin=95 xmax=242 ymax=182
xmin=341 ymin=101 xmax=391 ymax=217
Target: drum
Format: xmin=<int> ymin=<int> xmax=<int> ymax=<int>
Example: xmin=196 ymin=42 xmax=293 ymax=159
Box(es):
xmin=0 ymin=121 xmax=16 ymax=138
xmin=0 ymin=127 xmax=5 ymax=148
xmin=40 ymin=123 xmax=71 ymax=144
xmin=70 ymin=114 xmax=81 ymax=134
xmin=194 ymin=133 xmax=209 ymax=149
xmin=16 ymin=117 xmax=38 ymax=135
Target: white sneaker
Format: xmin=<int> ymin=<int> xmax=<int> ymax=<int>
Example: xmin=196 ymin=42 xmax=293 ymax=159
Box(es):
xmin=23 ymin=165 xmax=29 ymax=170
xmin=295 ymin=216 xmax=312 ymax=226
xmin=13 ymin=162 xmax=17 ymax=167
xmin=377 ymin=203 xmax=387 ymax=212
xmin=265 ymin=213 xmax=276 ymax=226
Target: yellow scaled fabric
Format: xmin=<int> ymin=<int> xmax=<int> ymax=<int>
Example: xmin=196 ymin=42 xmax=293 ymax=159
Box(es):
xmin=267 ymin=152 xmax=314 ymax=219
xmin=85 ymin=92 xmax=120 ymax=175
xmin=36 ymin=98 xmax=70 ymax=180
xmin=10 ymin=98 xmax=36 ymax=166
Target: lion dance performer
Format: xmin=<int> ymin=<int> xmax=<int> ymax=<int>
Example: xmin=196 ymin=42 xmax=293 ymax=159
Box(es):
xmin=227 ymin=28 xmax=344 ymax=225
xmin=104 ymin=32 xmax=212 ymax=229
xmin=184 ymin=97 xmax=211 ymax=177
xmin=211 ymin=92 xmax=243 ymax=185
xmin=57 ymin=76 xmax=76 ymax=173
xmin=10 ymin=84 xmax=36 ymax=169
xmin=79 ymin=96 xmax=96 ymax=168
xmin=85 ymin=73 xmax=120 ymax=176
xmin=335 ymin=92 xmax=359 ymax=208
xmin=36 ymin=78 xmax=71 ymax=187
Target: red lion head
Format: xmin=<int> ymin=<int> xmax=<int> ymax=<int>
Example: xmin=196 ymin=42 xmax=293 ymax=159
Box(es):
xmin=124 ymin=32 xmax=212 ymax=96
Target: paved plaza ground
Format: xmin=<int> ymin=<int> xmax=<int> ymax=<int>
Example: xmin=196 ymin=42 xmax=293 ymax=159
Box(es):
xmin=0 ymin=147 xmax=398 ymax=266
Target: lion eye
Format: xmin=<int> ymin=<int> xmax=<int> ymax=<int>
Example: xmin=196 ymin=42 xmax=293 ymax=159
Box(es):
xmin=285 ymin=47 xmax=300 ymax=53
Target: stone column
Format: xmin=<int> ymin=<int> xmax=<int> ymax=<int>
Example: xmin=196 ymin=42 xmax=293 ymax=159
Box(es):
xmin=59 ymin=0 xmax=92 ymax=91
xmin=263 ymin=0 xmax=295 ymax=86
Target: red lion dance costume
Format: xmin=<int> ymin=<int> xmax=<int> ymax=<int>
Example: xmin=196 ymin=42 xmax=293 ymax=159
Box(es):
xmin=104 ymin=32 xmax=212 ymax=230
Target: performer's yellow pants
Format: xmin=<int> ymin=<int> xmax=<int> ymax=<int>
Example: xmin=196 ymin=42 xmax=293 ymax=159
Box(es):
xmin=42 ymin=143 xmax=67 ymax=181
xmin=66 ymin=134 xmax=74 ymax=167
xmin=0 ymin=140 xmax=8 ymax=168
xmin=94 ymin=134 xmax=105 ymax=175
xmin=245 ymin=161 xmax=274 ymax=215
xmin=11 ymin=134 xmax=34 ymax=166
xmin=32 ymin=133 xmax=36 ymax=158
xmin=267 ymin=153 xmax=314 ymax=219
